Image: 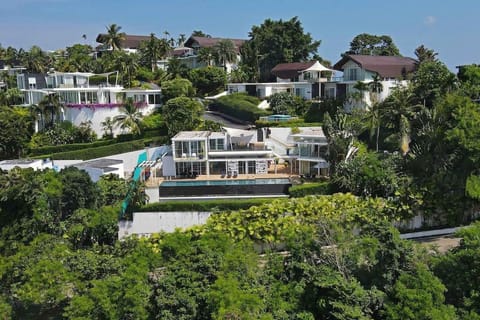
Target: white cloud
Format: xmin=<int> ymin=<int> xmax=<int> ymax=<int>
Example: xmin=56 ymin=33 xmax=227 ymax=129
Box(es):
xmin=424 ymin=16 xmax=437 ymax=26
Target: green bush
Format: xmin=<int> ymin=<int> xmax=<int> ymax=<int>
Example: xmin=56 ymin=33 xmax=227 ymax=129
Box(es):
xmin=210 ymin=93 xmax=269 ymax=123
xmin=289 ymin=181 xmax=331 ymax=197
xmin=137 ymin=198 xmax=285 ymax=212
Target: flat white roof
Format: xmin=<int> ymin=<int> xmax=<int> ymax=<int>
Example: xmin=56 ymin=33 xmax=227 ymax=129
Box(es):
xmin=172 ymin=131 xmax=211 ymax=140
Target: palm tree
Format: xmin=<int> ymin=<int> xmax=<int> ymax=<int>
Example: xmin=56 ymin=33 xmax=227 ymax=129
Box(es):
xmin=368 ymin=74 xmax=383 ymax=105
xmin=382 ymin=87 xmax=423 ymax=155
xmin=3 ymin=88 xmax=23 ymax=106
xmin=100 ymin=24 xmax=126 ymax=51
xmin=22 ymin=45 xmax=48 ymax=73
xmin=197 ymin=47 xmax=215 ymax=67
xmin=113 ymin=97 xmax=143 ymax=135
xmin=167 ymin=57 xmax=189 ymax=78
xmin=177 ymin=34 xmax=186 ymax=47
xmin=31 ymin=103 xmax=46 ymax=132
xmin=140 ymin=33 xmax=169 ymax=72
xmin=101 ymin=116 xmax=115 ymax=138
xmin=115 ymin=52 xmax=139 ymax=87
xmin=214 ymin=39 xmax=237 ymax=70
xmin=351 ymin=81 xmax=369 ymax=108
xmin=39 ymin=93 xmax=63 ymax=128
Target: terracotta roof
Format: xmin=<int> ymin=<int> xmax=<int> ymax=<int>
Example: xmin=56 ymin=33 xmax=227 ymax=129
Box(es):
xmin=271 ymin=61 xmax=316 ymax=79
xmin=333 ymin=55 xmax=417 ymax=78
xmin=96 ymin=34 xmax=151 ymax=49
xmin=184 ymin=36 xmax=246 ymax=52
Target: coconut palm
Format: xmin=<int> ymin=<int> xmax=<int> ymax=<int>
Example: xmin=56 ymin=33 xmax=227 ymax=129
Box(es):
xmin=22 ymin=46 xmax=48 ymax=73
xmin=139 ymin=33 xmax=170 ymax=72
xmin=100 ymin=24 xmax=126 ymax=51
xmin=382 ymin=86 xmax=424 ymax=155
xmin=30 ymin=103 xmax=46 ymax=132
xmin=167 ymin=56 xmax=189 ymax=78
xmin=115 ymin=52 xmax=139 ymax=87
xmin=368 ymin=74 xmax=383 ymax=105
xmin=39 ymin=93 xmax=63 ymax=128
xmin=1 ymin=88 xmax=23 ymax=106
xmin=197 ymin=47 xmax=215 ymax=67
xmin=113 ymin=97 xmax=143 ymax=135
xmin=365 ymin=74 xmax=384 ymax=151
xmin=214 ymin=39 xmax=237 ymax=70
xmin=101 ymin=116 xmax=115 ymax=138
xmin=177 ymin=34 xmax=186 ymax=47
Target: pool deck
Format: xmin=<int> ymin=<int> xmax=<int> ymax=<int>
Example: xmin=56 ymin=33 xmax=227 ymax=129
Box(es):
xmin=145 ymin=172 xmax=292 ymax=188
xmin=145 ymin=163 xmax=294 ymax=187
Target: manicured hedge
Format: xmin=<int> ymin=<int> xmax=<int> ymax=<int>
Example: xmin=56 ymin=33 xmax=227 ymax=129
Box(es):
xmin=209 ymin=93 xmax=269 ymax=123
xmin=289 ymin=181 xmax=332 ymax=198
xmin=29 ymin=139 xmax=116 ymax=156
xmin=36 ymin=139 xmax=147 ymax=160
xmin=137 ymin=198 xmax=285 ymax=212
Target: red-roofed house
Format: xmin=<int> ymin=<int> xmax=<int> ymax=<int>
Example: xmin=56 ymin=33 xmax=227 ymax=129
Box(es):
xmin=173 ymin=36 xmax=246 ymax=72
xmin=332 ymin=54 xmax=417 ymax=108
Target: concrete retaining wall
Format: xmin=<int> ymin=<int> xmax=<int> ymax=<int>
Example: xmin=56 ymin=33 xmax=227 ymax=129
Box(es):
xmin=118 ymin=211 xmax=211 ymax=239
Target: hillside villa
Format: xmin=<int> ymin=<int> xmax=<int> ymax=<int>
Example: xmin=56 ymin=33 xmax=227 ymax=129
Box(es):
xmin=160 ymin=126 xmax=329 ymax=178
xmin=16 ymin=71 xmax=161 ymax=136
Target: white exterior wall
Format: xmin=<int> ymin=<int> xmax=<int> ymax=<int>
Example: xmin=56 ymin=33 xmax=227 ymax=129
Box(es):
xmin=64 ymin=104 xmax=157 ymax=137
xmin=118 ymin=211 xmax=212 ymax=238
xmin=342 ymin=60 xmax=365 ymax=81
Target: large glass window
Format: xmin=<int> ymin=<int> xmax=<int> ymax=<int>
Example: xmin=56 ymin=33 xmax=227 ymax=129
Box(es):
xmin=148 ymin=94 xmax=161 ymax=104
xmin=347 ymin=68 xmax=359 ymax=81
xmin=209 ymin=138 xmax=224 ymax=151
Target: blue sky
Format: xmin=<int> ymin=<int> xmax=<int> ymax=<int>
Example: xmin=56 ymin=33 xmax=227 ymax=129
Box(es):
xmin=0 ymin=0 xmax=476 ymax=70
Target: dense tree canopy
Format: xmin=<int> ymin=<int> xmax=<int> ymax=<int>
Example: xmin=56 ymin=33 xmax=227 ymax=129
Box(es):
xmin=188 ymin=66 xmax=227 ymax=96
xmin=346 ymin=33 xmax=401 ymax=56
xmin=162 ymin=96 xmax=204 ymax=137
xmin=241 ymin=16 xmax=321 ymax=81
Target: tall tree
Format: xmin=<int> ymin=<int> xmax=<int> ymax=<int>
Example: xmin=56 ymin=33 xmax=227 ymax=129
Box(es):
xmin=162 ymin=97 xmax=203 ymax=137
xmin=0 ymin=107 xmax=32 ymax=159
xmin=139 ymin=33 xmax=169 ymax=72
xmin=39 ymin=93 xmax=63 ymax=128
xmin=22 ymin=46 xmax=49 ymax=73
xmin=214 ymin=39 xmax=237 ymax=70
xmin=414 ymin=45 xmax=438 ymax=66
xmin=346 ymin=33 xmax=400 ymax=56
xmin=197 ymin=47 xmax=215 ymax=67
xmin=381 ymin=86 xmax=423 ymax=155
xmin=412 ymin=60 xmax=456 ymax=107
xmin=242 ymin=17 xmax=321 ymax=81
xmin=99 ymin=24 xmax=126 ymax=51
xmin=114 ymin=52 xmax=139 ymax=87
xmin=113 ymin=97 xmax=144 ymax=135
xmin=191 ymin=30 xmax=211 ymax=38
xmin=166 ymin=56 xmax=189 ymax=78
xmin=177 ymin=34 xmax=186 ymax=46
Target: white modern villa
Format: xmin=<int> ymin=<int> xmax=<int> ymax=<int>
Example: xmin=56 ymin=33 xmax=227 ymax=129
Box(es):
xmin=16 ymin=71 xmax=162 ymax=136
xmin=227 ymin=61 xmax=335 ymax=100
xmin=161 ymin=126 xmax=329 ymax=178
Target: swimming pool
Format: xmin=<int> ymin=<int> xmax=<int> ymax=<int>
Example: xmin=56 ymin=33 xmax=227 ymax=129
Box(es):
xmin=160 ymin=178 xmax=290 ymax=187
xmin=159 ymin=178 xmax=291 ymax=197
